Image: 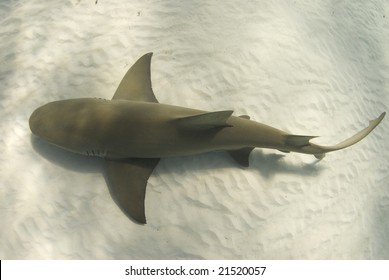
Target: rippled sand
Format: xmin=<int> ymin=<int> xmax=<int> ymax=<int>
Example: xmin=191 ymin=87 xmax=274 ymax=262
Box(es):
xmin=0 ymin=0 xmax=388 ymax=259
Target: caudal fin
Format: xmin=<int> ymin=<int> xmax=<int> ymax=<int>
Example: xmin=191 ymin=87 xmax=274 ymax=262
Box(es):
xmin=284 ymin=112 xmax=385 ymax=158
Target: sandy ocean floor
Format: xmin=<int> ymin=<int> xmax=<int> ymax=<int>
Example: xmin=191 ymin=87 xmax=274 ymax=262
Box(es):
xmin=0 ymin=0 xmax=388 ymax=259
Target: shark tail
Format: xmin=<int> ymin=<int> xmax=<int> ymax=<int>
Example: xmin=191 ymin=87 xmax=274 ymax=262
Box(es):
xmin=284 ymin=112 xmax=385 ymax=159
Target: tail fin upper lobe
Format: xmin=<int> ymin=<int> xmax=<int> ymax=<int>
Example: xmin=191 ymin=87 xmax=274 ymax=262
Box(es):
xmin=284 ymin=112 xmax=385 ymax=158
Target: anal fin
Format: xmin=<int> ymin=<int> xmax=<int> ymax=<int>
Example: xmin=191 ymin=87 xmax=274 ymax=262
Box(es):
xmin=228 ymin=147 xmax=255 ymax=167
xmin=105 ymin=157 xmax=160 ymax=224
xmin=314 ymin=153 xmax=326 ymax=160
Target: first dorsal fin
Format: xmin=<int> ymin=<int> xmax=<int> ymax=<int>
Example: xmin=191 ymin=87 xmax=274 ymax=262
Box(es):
xmin=175 ymin=110 xmax=233 ymax=130
xmin=112 ymin=53 xmax=158 ymax=103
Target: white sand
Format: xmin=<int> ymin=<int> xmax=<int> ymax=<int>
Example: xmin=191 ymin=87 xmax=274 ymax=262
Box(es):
xmin=0 ymin=0 xmax=388 ymax=259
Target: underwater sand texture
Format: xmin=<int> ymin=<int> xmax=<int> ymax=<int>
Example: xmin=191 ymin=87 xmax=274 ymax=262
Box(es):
xmin=0 ymin=0 xmax=388 ymax=259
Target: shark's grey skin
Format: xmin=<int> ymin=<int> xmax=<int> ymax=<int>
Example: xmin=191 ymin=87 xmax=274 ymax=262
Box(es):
xmin=29 ymin=53 xmax=386 ymax=224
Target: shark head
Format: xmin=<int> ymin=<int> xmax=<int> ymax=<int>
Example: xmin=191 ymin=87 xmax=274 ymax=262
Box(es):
xmin=29 ymin=101 xmax=64 ymax=144
xmin=29 ymin=99 xmax=111 ymax=156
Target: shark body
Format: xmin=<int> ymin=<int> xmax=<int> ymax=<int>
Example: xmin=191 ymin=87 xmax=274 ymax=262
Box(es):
xmin=29 ymin=53 xmax=385 ymax=224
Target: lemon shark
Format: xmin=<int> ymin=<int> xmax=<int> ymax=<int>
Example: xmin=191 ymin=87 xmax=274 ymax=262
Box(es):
xmin=29 ymin=53 xmax=385 ymax=224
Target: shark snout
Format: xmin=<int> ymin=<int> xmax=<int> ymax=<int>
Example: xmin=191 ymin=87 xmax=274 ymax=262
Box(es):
xmin=29 ymin=106 xmax=42 ymax=136
xmin=29 ymin=103 xmax=55 ymax=138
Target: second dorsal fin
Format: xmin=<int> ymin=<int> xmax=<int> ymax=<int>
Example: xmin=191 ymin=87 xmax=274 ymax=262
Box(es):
xmin=284 ymin=135 xmax=318 ymax=147
xmin=175 ymin=110 xmax=233 ymax=130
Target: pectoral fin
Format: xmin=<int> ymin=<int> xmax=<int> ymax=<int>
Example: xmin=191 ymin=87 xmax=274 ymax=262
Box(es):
xmin=112 ymin=53 xmax=158 ymax=103
xmin=105 ymin=157 xmax=160 ymax=224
